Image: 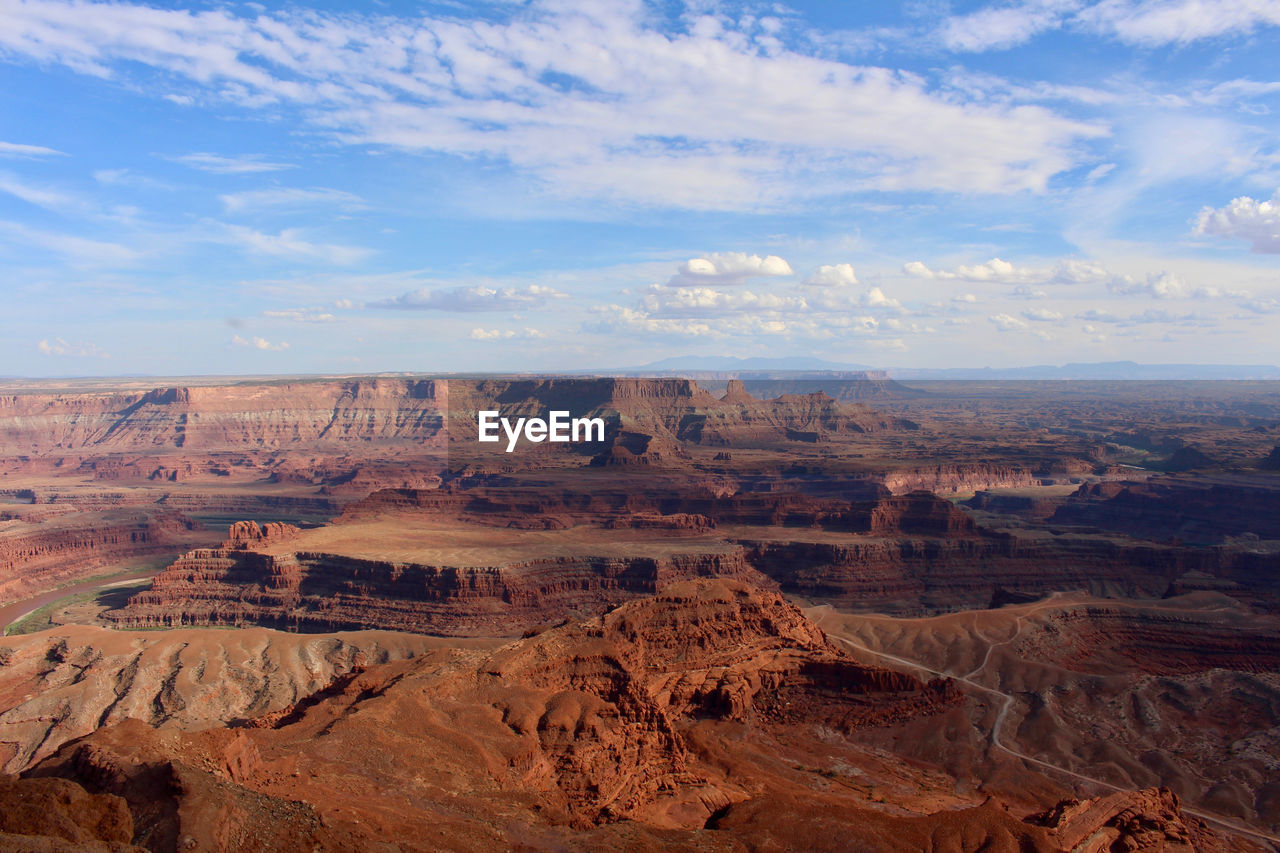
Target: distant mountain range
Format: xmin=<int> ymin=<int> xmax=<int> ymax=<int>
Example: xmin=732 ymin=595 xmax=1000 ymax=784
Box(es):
xmin=608 ymin=357 xmax=1280 ymax=381
xmin=633 ymin=355 xmax=872 ymax=372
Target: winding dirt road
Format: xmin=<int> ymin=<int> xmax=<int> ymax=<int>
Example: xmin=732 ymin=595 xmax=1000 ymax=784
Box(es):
xmin=809 ymin=601 xmax=1280 ymax=851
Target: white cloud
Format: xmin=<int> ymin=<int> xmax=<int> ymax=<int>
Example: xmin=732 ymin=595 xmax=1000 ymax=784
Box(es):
xmin=1194 ymin=189 xmax=1280 ymax=253
xmin=220 ymin=187 xmax=365 ymax=214
xmin=263 ymin=307 xmax=337 ymax=323
xmin=907 ymin=256 xmax=1046 ymax=283
xmin=942 ymin=0 xmax=1280 ymax=51
xmin=668 ymin=252 xmax=794 ymax=286
xmin=941 ymin=0 xmax=1077 ymax=52
xmin=1107 ymin=271 xmax=1185 ymax=299
xmin=0 ymin=0 xmax=1105 ymax=208
xmin=989 ymin=313 xmax=1029 ymax=331
xmin=1240 ymin=296 xmax=1280 ymax=314
xmin=953 ymin=293 xmax=978 ymax=303
xmin=469 ymin=327 xmax=545 ymax=341
xmin=1077 ymin=308 xmax=1121 ymax=323
xmin=0 ymin=140 xmax=65 ymax=158
xmin=1022 ymin=307 xmax=1064 ymax=321
xmin=802 ymin=262 xmax=858 ymax=287
xmin=173 ymin=153 xmax=294 ymax=174
xmin=1049 ymin=259 xmax=1110 ymax=283
xmin=641 ymin=285 xmax=808 ymax=317
xmin=906 ymin=256 xmax=1114 ymax=285
xmin=219 ymin=225 xmax=371 ymax=265
xmin=0 ymin=220 xmax=139 ymax=265
xmin=232 ymin=334 xmax=289 ymax=351
xmin=861 ymin=286 xmax=902 ymax=309
xmin=37 ymin=337 xmax=108 ymax=357
xmin=1077 ymin=0 xmax=1280 ymax=45
xmin=372 ymin=283 xmax=567 ymax=312
xmin=0 ymin=171 xmax=84 ymax=213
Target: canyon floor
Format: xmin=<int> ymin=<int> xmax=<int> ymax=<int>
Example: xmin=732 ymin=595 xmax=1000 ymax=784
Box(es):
xmin=2 ymin=373 xmax=1279 ymax=851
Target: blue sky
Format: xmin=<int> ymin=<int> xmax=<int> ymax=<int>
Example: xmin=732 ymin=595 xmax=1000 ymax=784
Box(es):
xmin=1 ymin=0 xmax=1278 ymax=375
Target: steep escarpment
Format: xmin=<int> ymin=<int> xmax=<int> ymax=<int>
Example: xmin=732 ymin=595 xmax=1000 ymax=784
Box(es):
xmin=105 ymin=537 xmax=767 ymax=636
xmin=0 ymin=379 xmax=447 ymax=456
xmin=883 ymin=463 xmax=1036 ymax=494
xmin=107 ymin=482 xmax=1280 ymax=634
xmin=1054 ymin=476 xmax=1280 ymax=543
xmin=0 ymin=509 xmax=211 ymax=601
xmin=749 ymin=530 xmax=1280 ymax=613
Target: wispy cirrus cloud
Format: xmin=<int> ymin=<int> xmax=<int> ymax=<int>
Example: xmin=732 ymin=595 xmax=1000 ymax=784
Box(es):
xmin=0 ymin=140 xmax=65 ymax=158
xmin=0 ymin=0 xmax=1105 ymax=209
xmin=172 ymin=153 xmax=294 ymax=174
xmin=220 ymin=187 xmax=364 ymax=214
xmin=941 ymin=0 xmax=1280 ymax=52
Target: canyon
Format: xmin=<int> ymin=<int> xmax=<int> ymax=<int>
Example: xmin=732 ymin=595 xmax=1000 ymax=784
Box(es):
xmin=1 ymin=373 xmax=1278 ymax=850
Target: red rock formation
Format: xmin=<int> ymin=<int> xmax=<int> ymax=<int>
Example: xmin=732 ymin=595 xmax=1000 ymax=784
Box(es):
xmin=104 ymin=541 xmax=771 ymax=636
xmin=34 ymin=580 xmax=976 ymax=848
xmin=223 ymin=520 xmax=301 ymax=549
xmin=0 ymin=775 xmax=142 ymax=851
xmin=0 ymin=379 xmax=447 ymax=456
xmin=883 ymin=463 xmax=1036 ymax=494
xmin=0 ymin=509 xmax=209 ymax=602
xmin=1055 ymin=476 xmax=1280 ymax=543
xmin=1028 ymin=787 xmax=1218 ymax=852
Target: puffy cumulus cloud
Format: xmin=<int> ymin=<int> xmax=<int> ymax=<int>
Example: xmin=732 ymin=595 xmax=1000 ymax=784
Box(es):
xmin=906 ymin=257 xmax=1111 ymax=285
xmin=905 ymin=257 xmax=1036 ymax=282
xmin=1076 ymin=308 xmax=1122 ymax=323
xmin=371 ymin=284 xmax=567 ymax=312
xmin=1012 ymin=285 xmax=1048 ymax=299
xmin=1049 ymin=260 xmax=1110 ymax=284
xmin=232 ymin=334 xmax=288 ymax=351
xmin=1107 ymin=271 xmax=1185 ymax=299
xmin=668 ymin=253 xmax=794 ymax=287
xmin=262 ymin=307 xmax=337 ymax=323
xmin=1194 ymin=189 xmax=1280 ymax=253
xmin=1022 ymin=307 xmax=1063 ymax=321
xmin=641 ymin=286 xmax=807 ymax=317
xmin=37 ymin=337 xmax=108 ymax=357
xmin=638 ymin=283 xmax=902 ymax=318
xmin=861 ymin=287 xmax=902 ymax=309
xmin=989 ymin=313 xmax=1029 ymax=331
xmin=586 ymin=303 xmax=887 ymax=342
xmin=953 ymin=293 xmax=978 ymax=303
xmin=0 ymin=0 xmax=1104 ymax=208
xmin=469 ymin=327 xmax=546 ymax=341
xmin=802 ymin=263 xmax=858 ymax=287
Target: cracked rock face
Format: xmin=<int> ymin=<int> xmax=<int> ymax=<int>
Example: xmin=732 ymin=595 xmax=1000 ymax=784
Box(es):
xmin=0 ymin=626 xmax=445 ymax=774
